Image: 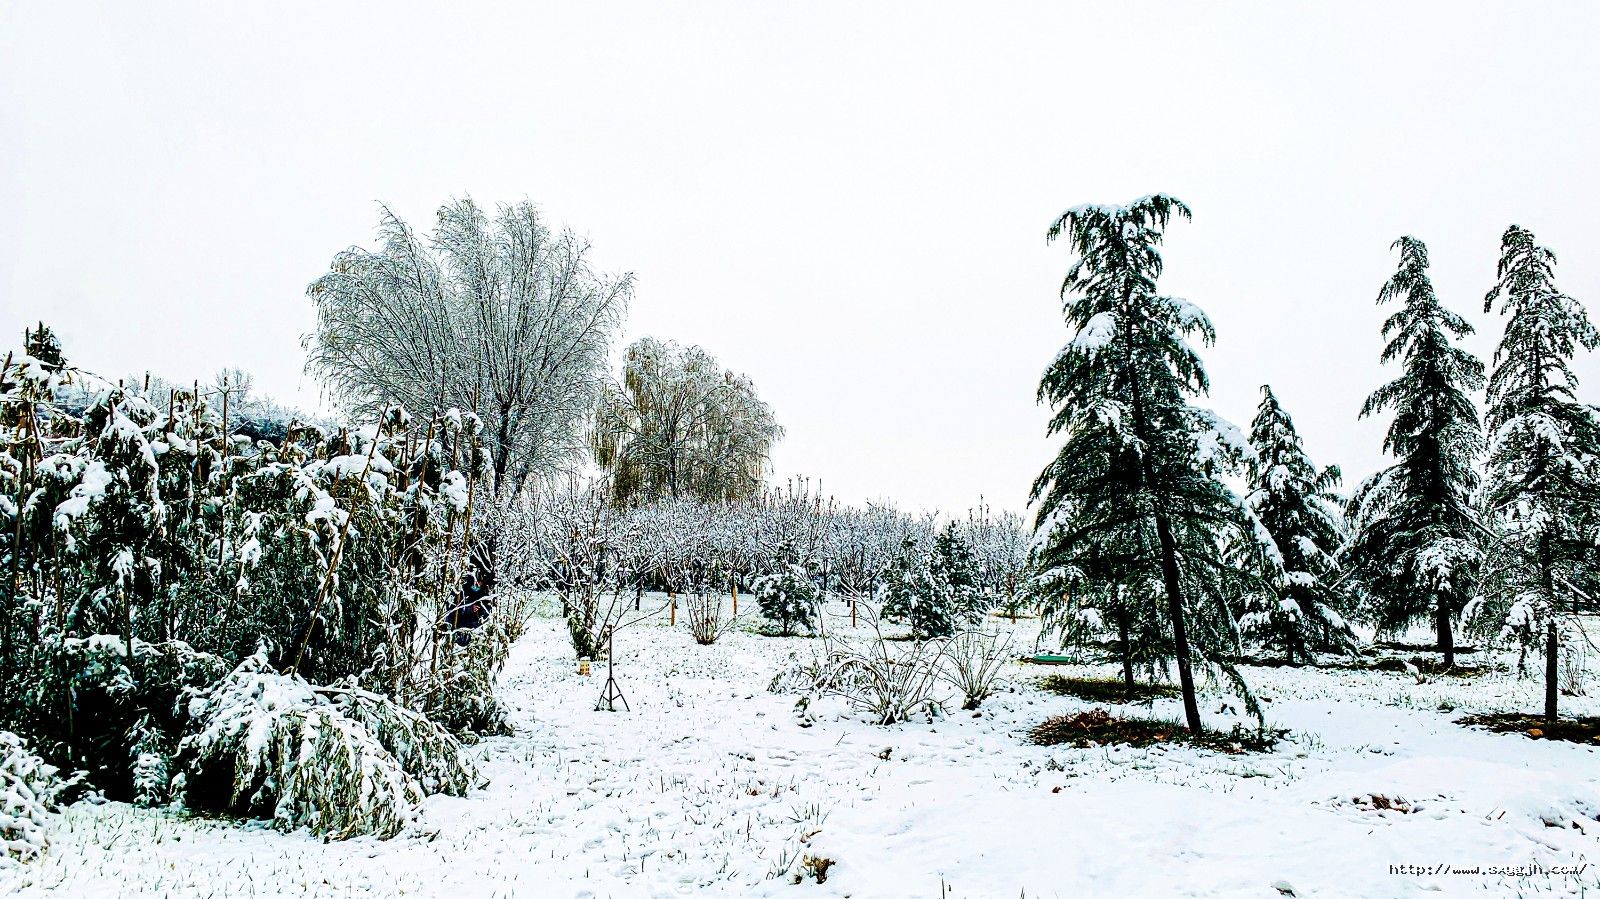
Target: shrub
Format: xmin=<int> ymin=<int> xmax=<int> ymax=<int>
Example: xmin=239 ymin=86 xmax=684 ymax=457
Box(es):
xmin=880 ymin=525 xmax=986 ymax=639
xmin=28 ymin=636 xmax=227 ymax=803
xmin=942 ymin=629 xmax=1013 ymax=710
xmin=795 ymin=605 xmax=948 ymax=725
xmin=753 ymin=565 xmax=820 ymax=636
xmin=1 ymin=730 xmax=69 ymax=865
xmin=176 ymin=651 xmax=479 ymax=839
xmin=415 ymin=614 xmax=513 ymax=737
xmin=684 ymin=592 xmax=738 ymax=645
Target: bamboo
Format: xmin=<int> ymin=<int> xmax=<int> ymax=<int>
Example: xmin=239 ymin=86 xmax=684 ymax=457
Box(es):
xmin=289 ymin=412 xmax=384 ymax=676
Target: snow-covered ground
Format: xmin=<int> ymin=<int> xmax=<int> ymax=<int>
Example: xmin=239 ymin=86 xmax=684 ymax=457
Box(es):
xmin=8 ymin=596 xmax=1600 ymax=898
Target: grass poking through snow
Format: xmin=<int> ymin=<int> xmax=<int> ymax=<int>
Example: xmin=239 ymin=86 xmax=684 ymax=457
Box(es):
xmin=1036 ymin=674 xmax=1179 ymax=704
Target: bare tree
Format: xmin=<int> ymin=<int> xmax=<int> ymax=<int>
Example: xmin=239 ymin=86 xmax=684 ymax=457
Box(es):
xmin=305 ymin=197 xmax=630 ymax=496
xmin=591 ymin=337 xmax=781 ymax=506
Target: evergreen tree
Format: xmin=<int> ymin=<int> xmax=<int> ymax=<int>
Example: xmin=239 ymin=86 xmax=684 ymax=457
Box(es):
xmin=1240 ymin=386 xmax=1357 ymax=663
xmin=881 ymin=523 xmax=984 ymax=639
xmin=1346 ymin=237 xmax=1485 ymax=668
xmin=1030 ymin=195 xmax=1274 ymax=734
xmin=1479 ymin=225 xmax=1599 ymax=722
xmin=751 ymin=562 xmax=819 ymax=636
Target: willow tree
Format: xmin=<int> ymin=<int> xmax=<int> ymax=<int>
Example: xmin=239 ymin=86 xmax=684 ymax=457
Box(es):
xmin=1030 ymin=195 xmax=1275 ymax=734
xmin=305 ymin=197 xmax=630 ymax=497
xmin=591 ymin=337 xmax=781 ymax=507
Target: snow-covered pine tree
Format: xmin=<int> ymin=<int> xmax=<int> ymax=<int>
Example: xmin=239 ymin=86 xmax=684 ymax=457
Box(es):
xmin=1478 ymin=225 xmax=1599 ymax=722
xmin=752 ymin=560 xmax=819 ymax=636
xmin=880 ymin=522 xmax=985 ymax=639
xmin=1030 ymin=195 xmax=1274 ymax=734
xmin=1346 ymin=237 xmax=1486 ymax=669
xmin=1240 ymin=386 xmax=1357 ymax=663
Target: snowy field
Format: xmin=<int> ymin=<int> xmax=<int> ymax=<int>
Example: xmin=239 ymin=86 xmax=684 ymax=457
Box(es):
xmin=7 ymin=595 xmax=1600 ymax=899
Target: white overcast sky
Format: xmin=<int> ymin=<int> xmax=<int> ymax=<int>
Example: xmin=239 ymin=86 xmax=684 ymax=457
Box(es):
xmin=3 ymin=2 xmax=1598 ymax=518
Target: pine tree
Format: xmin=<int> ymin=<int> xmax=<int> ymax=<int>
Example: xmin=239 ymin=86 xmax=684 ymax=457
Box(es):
xmin=1346 ymin=237 xmax=1485 ymax=668
xmin=752 ymin=562 xmax=819 ymax=636
xmin=881 ymin=523 xmax=984 ymax=639
xmin=1030 ymin=195 xmax=1274 ymax=734
xmin=1479 ymin=225 xmax=1599 ymax=722
xmin=1240 ymin=386 xmax=1357 ymax=663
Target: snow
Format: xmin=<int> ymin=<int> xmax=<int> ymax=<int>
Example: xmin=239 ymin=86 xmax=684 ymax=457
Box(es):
xmin=441 ymin=470 xmax=470 ymax=513
xmin=1168 ymin=296 xmax=1213 ymax=333
xmin=51 ymin=459 xmax=112 ymax=529
xmin=316 ymin=452 xmax=397 ymax=480
xmin=1067 ymin=312 xmax=1118 ymax=356
xmin=7 ymin=597 xmax=1600 ymax=897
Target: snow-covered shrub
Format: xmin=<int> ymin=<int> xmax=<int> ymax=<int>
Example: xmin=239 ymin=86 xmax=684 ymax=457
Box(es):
xmin=684 ymin=590 xmax=738 ymax=645
xmin=941 ymin=629 xmax=1013 ymax=710
xmin=1 ymin=730 xmax=66 ymax=864
xmin=1 ymin=329 xmax=507 ymax=800
xmin=800 ymin=606 xmax=947 ymax=725
xmin=415 ymin=614 xmax=513 ymax=737
xmin=753 ymin=565 xmax=820 ymax=636
xmin=177 ymin=652 xmax=478 ymax=840
xmin=29 ymin=636 xmax=227 ymax=804
xmin=326 ymin=687 xmax=483 ymax=793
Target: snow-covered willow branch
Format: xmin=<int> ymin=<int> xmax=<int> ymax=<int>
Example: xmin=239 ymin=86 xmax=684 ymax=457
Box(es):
xmin=305 ymin=197 xmax=630 ymax=497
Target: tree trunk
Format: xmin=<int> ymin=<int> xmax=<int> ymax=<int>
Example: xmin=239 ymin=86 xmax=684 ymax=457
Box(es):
xmin=1542 ymin=538 xmax=1559 ymax=723
xmin=1544 ymin=617 xmax=1559 ymax=723
xmin=1119 ymin=294 xmax=1199 ymax=734
xmin=1436 ymin=601 xmax=1454 ymax=670
xmin=1118 ymin=610 xmax=1133 ymax=690
xmin=1154 ymin=512 xmax=1202 ymax=735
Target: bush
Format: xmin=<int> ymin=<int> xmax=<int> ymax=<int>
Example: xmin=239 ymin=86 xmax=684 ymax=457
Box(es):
xmin=942 ymin=629 xmax=1012 ymax=710
xmin=28 ymin=636 xmax=227 ymax=804
xmin=176 ymin=652 xmax=480 ymax=840
xmin=416 ymin=614 xmax=513 ymax=737
xmin=753 ymin=565 xmax=820 ymax=636
xmin=1 ymin=730 xmax=69 ymax=864
xmin=784 ymin=604 xmax=948 ymax=725
xmin=684 ymin=592 xmax=738 ymax=645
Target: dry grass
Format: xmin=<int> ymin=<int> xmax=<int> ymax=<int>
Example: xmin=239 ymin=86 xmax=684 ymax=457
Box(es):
xmin=1456 ymin=712 xmax=1600 ymax=745
xmin=1028 ymin=709 xmax=1285 ymax=754
xmin=1037 ymin=674 xmax=1179 ymax=704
